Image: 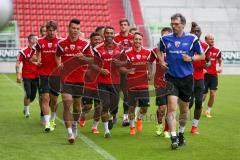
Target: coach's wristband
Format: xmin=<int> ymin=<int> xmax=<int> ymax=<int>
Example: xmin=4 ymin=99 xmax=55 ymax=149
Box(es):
xmin=191 ymin=57 xmax=194 ymax=62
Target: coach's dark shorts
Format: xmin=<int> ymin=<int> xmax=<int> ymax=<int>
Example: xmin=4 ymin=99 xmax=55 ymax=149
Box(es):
xmin=62 ymin=82 xmax=84 ymax=97
xmin=98 ymin=83 xmax=120 ymax=112
xmin=39 ymin=75 xmax=60 ymax=96
xmin=127 ymin=89 xmax=150 ymax=107
xmin=82 ymin=88 xmax=100 ymax=105
xmin=165 ymin=74 xmax=193 ymax=102
xmin=204 ymin=74 xmax=218 ymax=93
xmin=155 ymin=88 xmax=167 ymax=106
xmin=23 ymin=78 xmax=38 ymax=102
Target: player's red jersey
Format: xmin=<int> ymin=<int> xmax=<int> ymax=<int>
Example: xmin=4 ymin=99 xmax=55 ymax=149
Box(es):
xmin=151 ymin=47 xmax=167 ymax=88
xmin=193 ymin=41 xmax=209 ymax=80
xmin=35 ymin=36 xmax=61 ymax=76
xmin=56 ymin=37 xmax=89 ymax=83
xmin=125 ymin=47 xmax=154 ymax=90
xmin=83 ymin=45 xmax=98 ymax=90
xmin=17 ymin=47 xmax=38 ymax=79
xmin=114 ymin=32 xmax=134 ymax=50
xmin=205 ymin=46 xmax=222 ymax=76
xmin=94 ymin=42 xmax=123 ymax=84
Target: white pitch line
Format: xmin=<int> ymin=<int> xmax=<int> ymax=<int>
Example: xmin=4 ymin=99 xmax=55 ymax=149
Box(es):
xmin=2 ymin=74 xmax=117 ymax=160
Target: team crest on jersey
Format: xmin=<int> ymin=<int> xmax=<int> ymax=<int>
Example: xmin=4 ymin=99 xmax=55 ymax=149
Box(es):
xmin=70 ymin=45 xmax=75 ymax=50
xmin=48 ymin=43 xmax=52 ymax=48
xmin=175 ymin=41 xmax=181 ymax=48
xmin=123 ymin=39 xmax=128 ymax=44
xmin=136 ymin=54 xmax=141 ymax=60
xmin=108 ymin=50 xmax=113 ymax=54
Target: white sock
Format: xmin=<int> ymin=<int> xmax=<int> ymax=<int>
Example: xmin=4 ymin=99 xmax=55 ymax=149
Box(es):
xmin=67 ymin=127 xmax=73 ymax=135
xmin=24 ymin=106 xmax=30 ymax=114
xmin=92 ymin=121 xmax=99 ymax=129
xmin=138 ymin=113 xmax=145 ymax=120
xmin=123 ymin=114 xmax=128 ymax=120
xmin=103 ymin=122 xmax=109 ymax=133
xmin=171 ymin=131 xmax=177 ymax=137
xmin=207 ymin=107 xmax=212 ymax=113
xmin=130 ymin=119 xmax=135 ymax=128
xmin=51 ymin=112 xmax=57 ymax=121
xmin=179 ymin=126 xmax=185 ymax=133
xmin=44 ymin=115 xmax=50 ymax=124
xmin=192 ymin=119 xmax=199 ymax=127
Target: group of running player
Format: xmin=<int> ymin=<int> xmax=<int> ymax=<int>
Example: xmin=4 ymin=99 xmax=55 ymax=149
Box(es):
xmin=16 ymin=13 xmax=222 ymax=149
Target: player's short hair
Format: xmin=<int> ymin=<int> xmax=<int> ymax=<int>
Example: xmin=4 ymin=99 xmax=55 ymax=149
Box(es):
xmin=27 ymin=34 xmax=37 ymax=41
xmin=46 ymin=20 xmax=58 ymax=30
xmin=95 ymin=26 xmax=105 ymax=33
xmin=129 ymin=27 xmax=137 ymax=33
xmin=161 ymin=27 xmax=172 ymax=34
xmin=119 ymin=18 xmax=130 ymax=26
xmin=134 ymin=32 xmax=143 ymax=37
xmin=90 ymin=32 xmax=101 ymax=39
xmin=171 ymin=13 xmax=186 ymax=25
xmin=39 ymin=25 xmax=46 ymax=33
xmin=69 ymin=19 xmax=80 ymax=27
xmin=104 ymin=26 xmax=114 ymax=33
xmin=190 ymin=21 xmax=201 ymax=33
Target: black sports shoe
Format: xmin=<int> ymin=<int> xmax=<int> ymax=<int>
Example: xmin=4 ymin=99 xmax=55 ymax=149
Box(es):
xmin=171 ymin=136 xmax=178 ymax=150
xmin=108 ymin=120 xmax=113 ymax=130
xmin=178 ymin=132 xmax=186 ymax=147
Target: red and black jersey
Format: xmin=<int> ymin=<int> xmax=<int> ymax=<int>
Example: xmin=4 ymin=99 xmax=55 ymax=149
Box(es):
xmin=94 ymin=42 xmax=123 ymax=85
xmin=114 ymin=32 xmax=134 ymax=50
xmin=17 ymin=46 xmax=38 ymax=79
xmin=193 ymin=41 xmax=209 ymax=80
xmin=56 ymin=37 xmax=89 ymax=83
xmin=205 ymin=46 xmax=222 ymax=76
xmin=125 ymin=47 xmax=154 ymax=90
xmin=35 ymin=36 xmax=62 ymax=76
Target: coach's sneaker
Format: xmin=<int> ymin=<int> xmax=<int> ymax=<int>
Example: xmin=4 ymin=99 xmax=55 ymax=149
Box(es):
xmin=156 ymin=124 xmax=163 ymax=136
xmin=72 ymin=124 xmax=78 ymax=138
xmin=68 ymin=133 xmax=75 ymax=144
xmin=122 ymin=118 xmax=130 ymax=127
xmin=50 ymin=120 xmax=56 ymax=129
xmin=104 ymin=131 xmax=111 ymax=138
xmin=191 ymin=126 xmax=200 ymax=135
xmin=178 ymin=132 xmax=186 ymax=147
xmin=91 ymin=128 xmax=100 ymax=134
xmin=171 ymin=136 xmax=178 ymax=150
xmin=164 ymin=131 xmax=171 ymax=138
xmin=130 ymin=127 xmax=136 ymax=135
xmin=23 ymin=110 xmax=30 ymax=118
xmin=136 ymin=119 xmax=142 ymax=132
xmin=79 ymin=117 xmax=86 ymax=128
xmin=205 ymin=111 xmax=212 ymax=118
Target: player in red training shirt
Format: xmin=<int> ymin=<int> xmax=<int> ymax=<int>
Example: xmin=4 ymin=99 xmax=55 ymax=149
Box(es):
xmin=203 ymin=34 xmax=223 ymax=118
xmin=94 ymin=26 xmax=124 ymax=138
xmin=16 ymin=34 xmax=38 ymax=118
xmin=114 ymin=18 xmax=134 ymax=126
xmin=150 ymin=27 xmax=172 ymax=138
xmin=189 ymin=22 xmax=210 ymax=134
xmin=78 ymin=32 xmax=103 ymax=134
xmin=56 ymin=19 xmax=92 ymax=144
xmin=120 ymin=32 xmax=154 ymax=135
xmin=35 ymin=20 xmax=62 ymax=132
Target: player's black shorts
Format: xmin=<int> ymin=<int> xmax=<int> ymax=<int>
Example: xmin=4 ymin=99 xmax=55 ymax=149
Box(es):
xmin=82 ymin=88 xmax=100 ymax=105
xmin=98 ymin=83 xmax=120 ymax=113
xmin=127 ymin=89 xmax=150 ymax=107
xmin=165 ymin=74 xmax=193 ymax=102
xmin=23 ymin=78 xmax=38 ymax=102
xmin=39 ymin=75 xmax=60 ymax=96
xmin=155 ymin=88 xmax=167 ymax=106
xmin=62 ymin=82 xmax=84 ymax=97
xmin=204 ymin=74 xmax=218 ymax=93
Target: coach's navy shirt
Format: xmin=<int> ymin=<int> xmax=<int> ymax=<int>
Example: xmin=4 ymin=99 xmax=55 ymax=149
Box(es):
xmin=159 ymin=32 xmax=203 ymax=78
